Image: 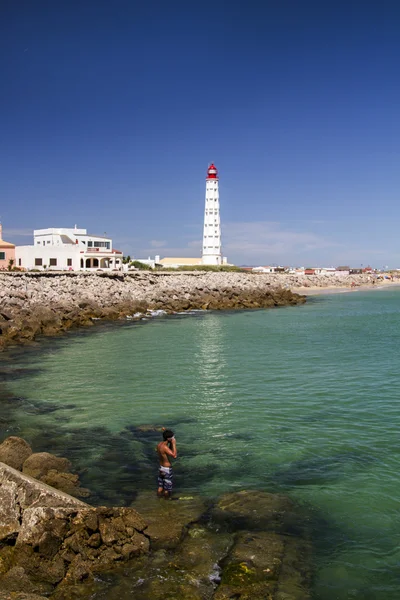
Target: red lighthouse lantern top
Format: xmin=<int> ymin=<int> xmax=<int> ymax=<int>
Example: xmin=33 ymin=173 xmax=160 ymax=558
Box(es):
xmin=206 ymin=163 xmax=218 ymax=179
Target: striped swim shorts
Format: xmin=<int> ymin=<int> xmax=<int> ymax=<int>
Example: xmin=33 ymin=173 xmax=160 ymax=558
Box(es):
xmin=158 ymin=466 xmax=173 ymax=492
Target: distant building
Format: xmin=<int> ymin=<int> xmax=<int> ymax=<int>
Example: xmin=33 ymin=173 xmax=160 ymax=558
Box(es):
xmin=159 ymin=257 xmax=204 ymax=269
xmin=252 ymin=266 xmax=281 ymax=273
xmin=0 ymin=223 xmax=15 ymax=270
xmin=319 ymin=267 xmax=336 ymax=274
xmin=16 ymin=227 xmax=123 ymax=271
xmin=335 ymin=266 xmax=350 ymax=276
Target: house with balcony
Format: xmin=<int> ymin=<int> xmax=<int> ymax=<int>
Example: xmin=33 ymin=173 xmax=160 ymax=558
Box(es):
xmin=16 ymin=226 xmax=123 ymax=271
xmin=0 ymin=223 xmax=15 ymax=270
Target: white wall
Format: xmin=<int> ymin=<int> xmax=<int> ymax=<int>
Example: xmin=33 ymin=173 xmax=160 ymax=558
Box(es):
xmin=16 ymin=246 xmax=81 ymax=271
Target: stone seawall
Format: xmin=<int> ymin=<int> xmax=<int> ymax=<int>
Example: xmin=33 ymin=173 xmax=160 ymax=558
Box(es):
xmin=0 ymin=271 xmax=306 ymax=350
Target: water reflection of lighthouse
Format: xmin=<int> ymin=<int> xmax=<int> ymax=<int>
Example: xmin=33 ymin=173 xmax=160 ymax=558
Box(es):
xmin=202 ymin=164 xmax=225 ymax=266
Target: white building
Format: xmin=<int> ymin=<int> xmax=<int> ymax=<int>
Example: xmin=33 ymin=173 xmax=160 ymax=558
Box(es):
xmin=202 ymin=164 xmax=227 ymax=266
xmin=252 ymin=266 xmax=280 ymax=273
xmin=124 ymin=255 xmax=161 ymax=270
xmin=16 ymin=227 xmax=123 ymax=271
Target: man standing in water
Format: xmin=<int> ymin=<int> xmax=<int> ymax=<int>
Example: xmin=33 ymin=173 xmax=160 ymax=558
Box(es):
xmin=157 ymin=429 xmax=177 ymax=498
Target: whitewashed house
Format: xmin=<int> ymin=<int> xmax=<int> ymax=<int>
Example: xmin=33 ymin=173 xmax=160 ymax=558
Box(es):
xmin=16 ymin=227 xmax=123 ymax=271
xmin=252 ymin=266 xmax=277 ymax=273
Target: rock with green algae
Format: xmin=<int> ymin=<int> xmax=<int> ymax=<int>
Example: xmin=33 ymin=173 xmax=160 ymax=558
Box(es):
xmin=215 ymin=531 xmax=311 ymax=600
xmin=130 ymin=490 xmax=207 ymax=550
xmin=209 ymin=490 xmax=312 ymax=600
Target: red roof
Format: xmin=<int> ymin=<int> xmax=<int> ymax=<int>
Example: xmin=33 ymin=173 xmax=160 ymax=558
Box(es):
xmin=206 ymin=163 xmax=218 ymax=179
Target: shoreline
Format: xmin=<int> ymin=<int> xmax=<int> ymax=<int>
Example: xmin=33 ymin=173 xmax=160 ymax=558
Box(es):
xmin=294 ymin=280 xmax=400 ymax=296
xmin=0 ymin=271 xmax=305 ymax=351
xmin=1 ymin=271 xmax=399 ymax=351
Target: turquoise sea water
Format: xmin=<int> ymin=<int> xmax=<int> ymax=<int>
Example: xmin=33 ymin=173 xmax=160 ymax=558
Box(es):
xmin=2 ymin=288 xmax=400 ymax=599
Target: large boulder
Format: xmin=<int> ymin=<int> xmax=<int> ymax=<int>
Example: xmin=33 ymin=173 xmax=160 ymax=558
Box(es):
xmin=22 ymin=452 xmax=71 ymax=478
xmin=0 ymin=437 xmax=32 ymax=471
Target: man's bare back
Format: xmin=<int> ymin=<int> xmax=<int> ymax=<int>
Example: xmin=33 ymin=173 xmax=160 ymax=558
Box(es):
xmin=157 ymin=441 xmax=174 ymax=467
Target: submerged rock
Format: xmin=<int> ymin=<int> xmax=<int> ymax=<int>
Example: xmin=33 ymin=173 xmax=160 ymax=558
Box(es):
xmin=130 ymin=491 xmax=207 ymax=550
xmin=211 ymin=489 xmax=303 ymax=535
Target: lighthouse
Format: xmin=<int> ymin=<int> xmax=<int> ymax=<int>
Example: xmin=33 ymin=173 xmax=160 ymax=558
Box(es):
xmin=202 ymin=163 xmax=223 ymax=265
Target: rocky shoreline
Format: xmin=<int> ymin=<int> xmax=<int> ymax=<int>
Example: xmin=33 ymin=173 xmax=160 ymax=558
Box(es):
xmin=0 ymin=271 xmax=306 ymax=351
xmin=0 ymin=436 xmax=312 ymax=599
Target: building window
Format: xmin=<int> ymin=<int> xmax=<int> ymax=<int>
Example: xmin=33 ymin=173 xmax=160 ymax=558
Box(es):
xmin=88 ymin=241 xmax=93 ymax=247
xmin=47 ymin=241 xmax=50 ymax=244
xmin=18 ymin=258 xmax=21 ymax=266
xmin=37 ymin=241 xmax=40 ymax=245
xmin=49 ymin=258 xmax=57 ymax=266
xmin=35 ymin=258 xmax=43 ymax=266
xmin=43 ymin=241 xmax=45 ymax=245
xmin=67 ymin=258 xmax=72 ymax=266
xmin=0 ymin=252 xmax=5 ymax=260
xmin=94 ymin=241 xmax=110 ymax=249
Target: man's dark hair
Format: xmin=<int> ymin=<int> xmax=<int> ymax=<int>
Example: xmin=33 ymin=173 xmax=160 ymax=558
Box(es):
xmin=163 ymin=429 xmax=174 ymax=441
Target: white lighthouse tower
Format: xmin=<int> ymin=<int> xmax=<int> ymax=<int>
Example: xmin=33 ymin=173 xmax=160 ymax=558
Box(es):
xmin=202 ymin=163 xmax=223 ymax=265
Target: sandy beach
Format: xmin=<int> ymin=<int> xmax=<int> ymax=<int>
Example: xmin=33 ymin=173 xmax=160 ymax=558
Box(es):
xmin=294 ymin=280 xmax=400 ymax=296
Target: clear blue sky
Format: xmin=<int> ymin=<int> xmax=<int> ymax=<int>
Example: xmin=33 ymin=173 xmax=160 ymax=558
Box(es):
xmin=1 ymin=0 xmax=400 ymax=267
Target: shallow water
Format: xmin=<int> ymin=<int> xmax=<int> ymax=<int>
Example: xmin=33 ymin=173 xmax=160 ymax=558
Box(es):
xmin=2 ymin=289 xmax=400 ymax=599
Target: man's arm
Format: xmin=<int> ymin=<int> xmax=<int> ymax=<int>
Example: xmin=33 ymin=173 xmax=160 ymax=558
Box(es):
xmin=165 ymin=438 xmax=177 ymax=459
